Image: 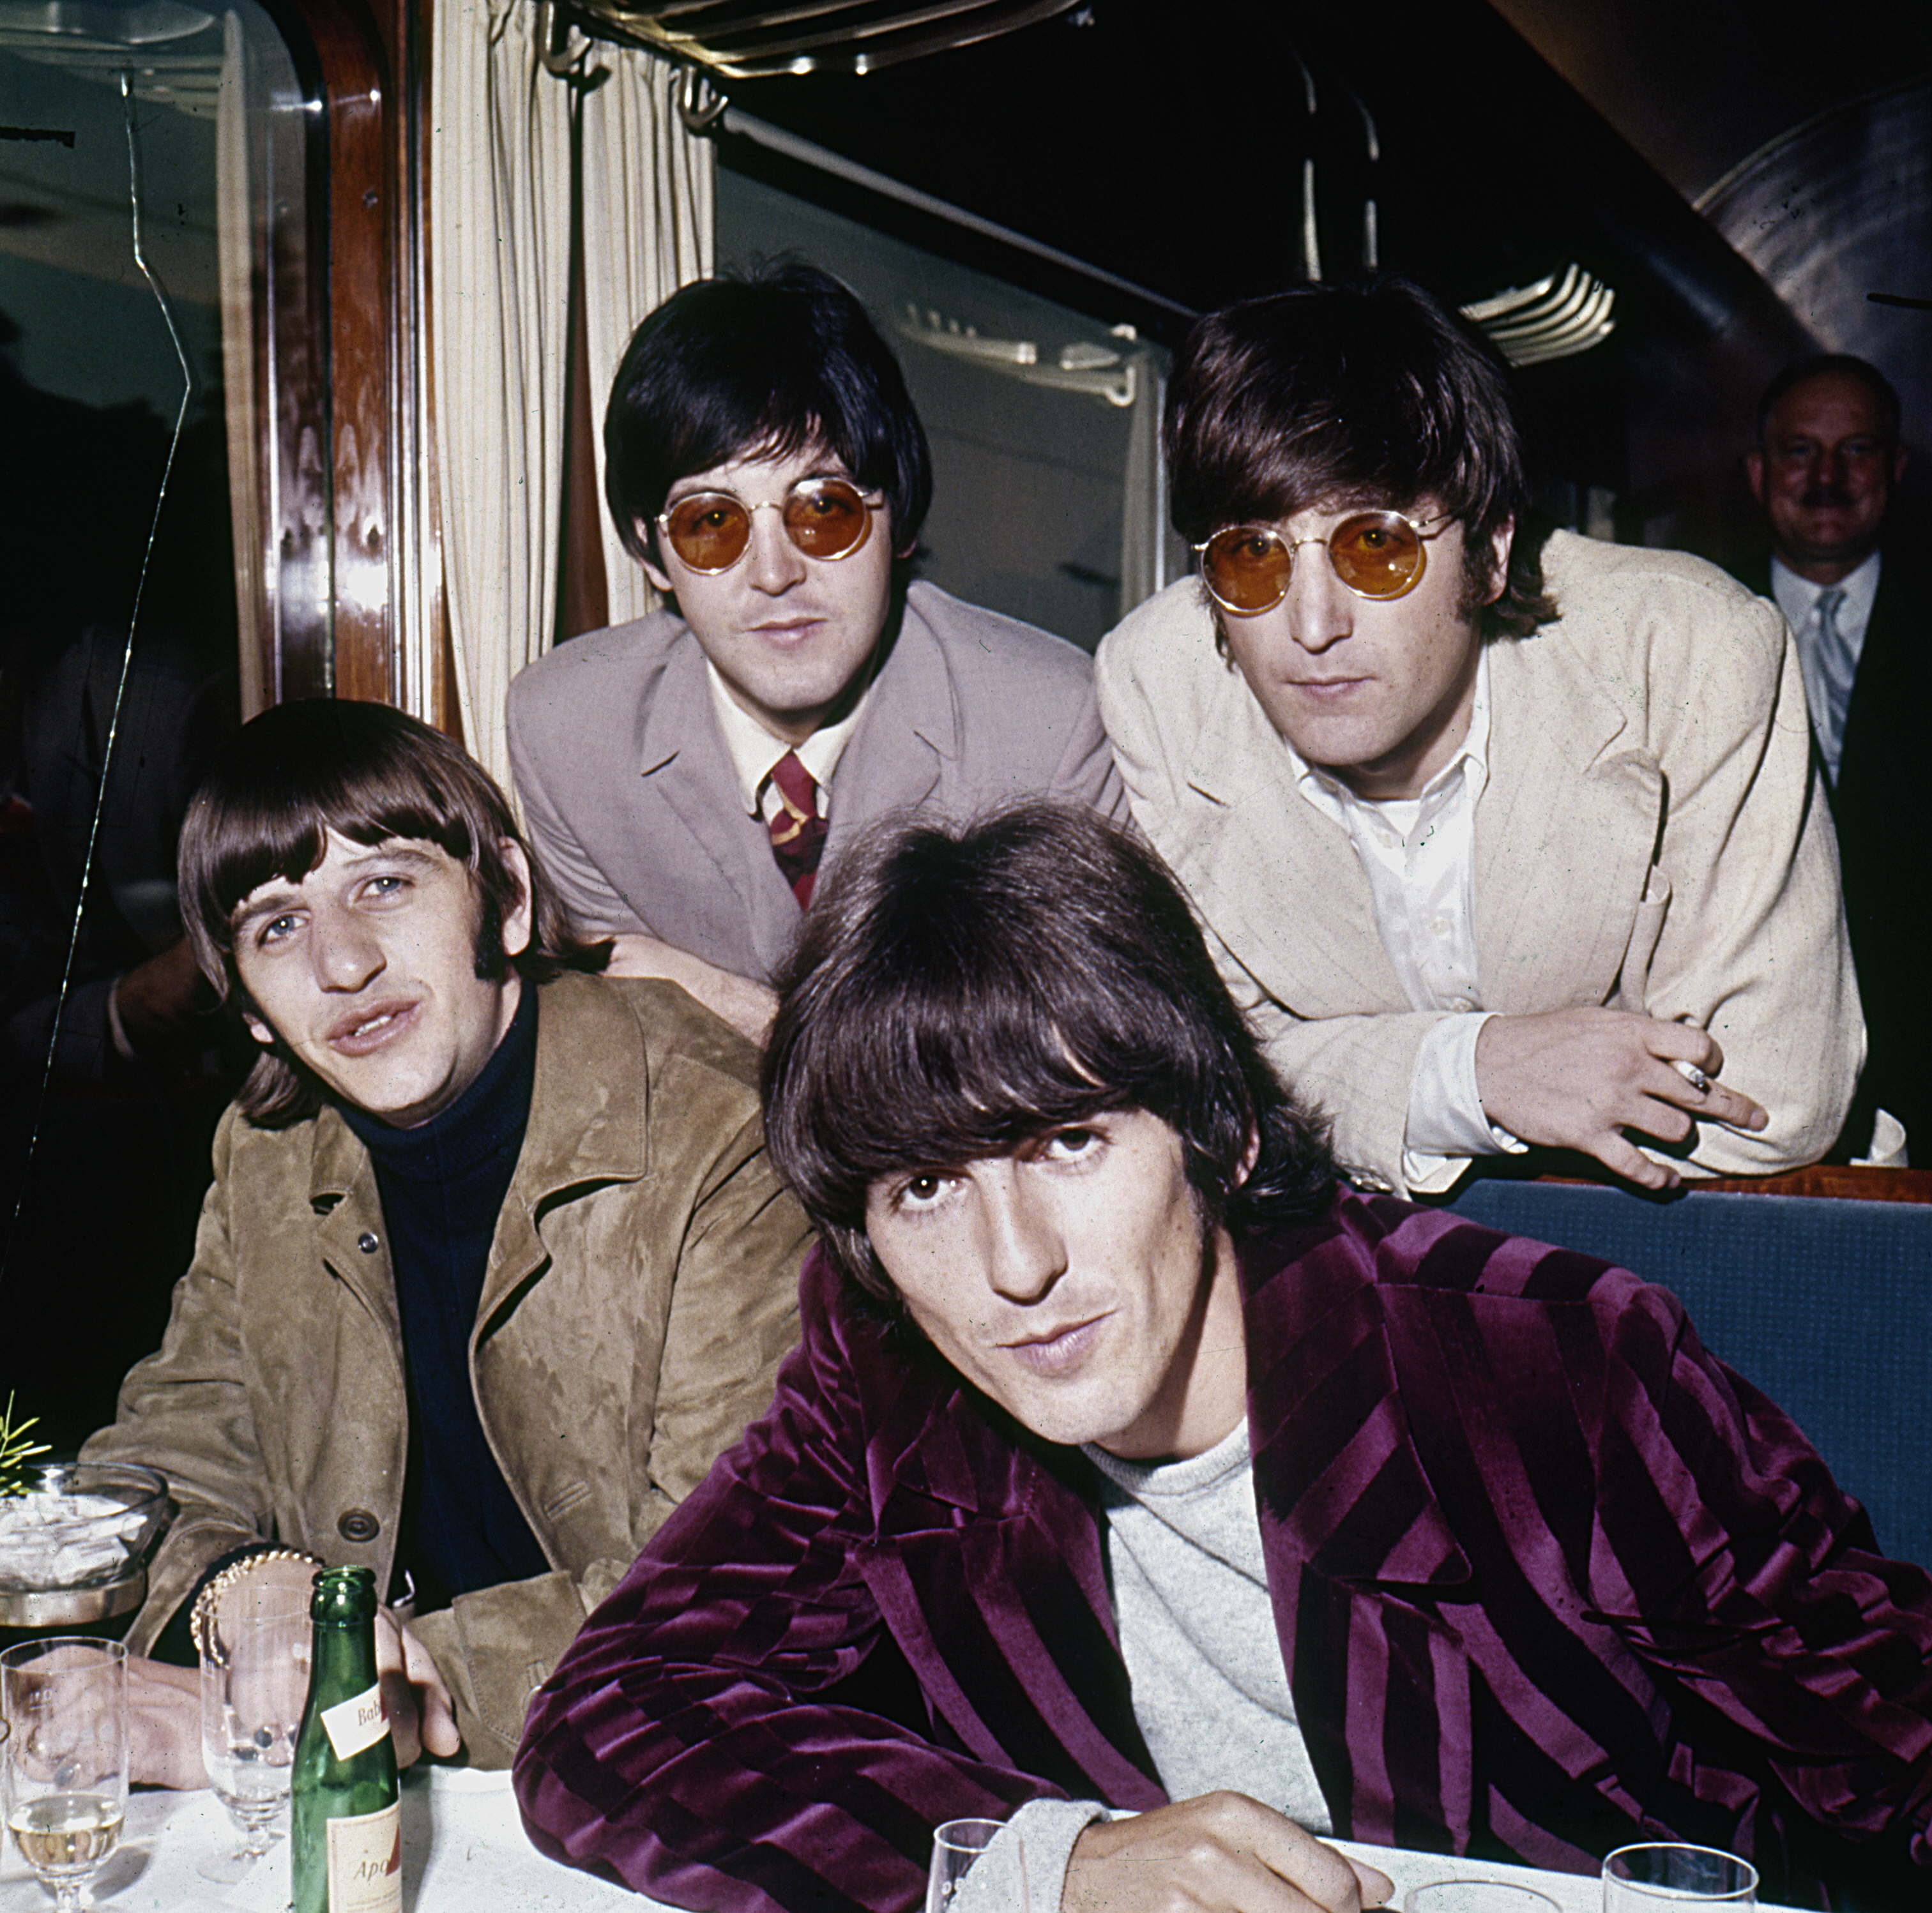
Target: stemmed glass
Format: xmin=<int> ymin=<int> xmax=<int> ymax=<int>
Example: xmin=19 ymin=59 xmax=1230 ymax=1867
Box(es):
xmin=928 ymin=1817 xmax=1028 ymax=1913
xmin=1604 ymin=1843 xmax=1758 ymax=1907
xmin=198 ymin=1581 xmax=311 ymax=1883
xmin=1 ymin=1637 xmax=128 ymax=1913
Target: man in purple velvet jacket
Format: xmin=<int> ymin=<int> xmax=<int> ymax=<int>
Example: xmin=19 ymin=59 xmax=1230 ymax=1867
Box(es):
xmin=515 ymin=806 xmax=1932 ymax=1913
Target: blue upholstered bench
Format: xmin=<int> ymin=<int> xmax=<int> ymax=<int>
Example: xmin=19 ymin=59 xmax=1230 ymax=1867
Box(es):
xmin=1434 ymin=1177 xmax=1932 ymax=1572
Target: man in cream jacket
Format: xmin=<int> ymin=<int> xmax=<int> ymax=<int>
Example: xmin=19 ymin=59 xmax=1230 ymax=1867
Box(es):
xmin=1097 ymin=277 xmax=1859 ymax=1197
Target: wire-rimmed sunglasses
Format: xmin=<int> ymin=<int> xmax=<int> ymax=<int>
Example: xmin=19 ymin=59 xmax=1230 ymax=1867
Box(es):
xmin=1193 ymin=509 xmax=1453 ymax=615
xmin=655 ymin=474 xmax=883 ymax=573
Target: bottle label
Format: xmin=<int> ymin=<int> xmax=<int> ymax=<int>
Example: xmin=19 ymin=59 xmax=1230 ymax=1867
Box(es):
xmin=321 ymin=1683 xmax=390 ymax=1761
xmin=324 ymin=1801 xmax=402 ymax=1913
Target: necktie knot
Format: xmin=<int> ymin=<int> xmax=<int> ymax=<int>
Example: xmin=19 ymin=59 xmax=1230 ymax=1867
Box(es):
xmin=766 ymin=750 xmax=828 ymax=909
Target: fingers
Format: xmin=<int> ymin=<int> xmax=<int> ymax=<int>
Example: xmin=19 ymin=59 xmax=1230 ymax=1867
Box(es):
xmin=375 ymin=1614 xmax=461 ymax=1764
xmin=1637 ymin=1028 xmax=1768 ymax=1135
xmin=401 ymin=1631 xmax=461 ymax=1758
xmin=1347 ymin=1858 xmax=1394 ymax=1908
xmin=378 ymin=1666 xmax=425 ymax=1768
xmin=127 ymin=1657 xmax=206 ymax=1789
xmin=1069 ymin=1794 xmax=1373 ymax=1913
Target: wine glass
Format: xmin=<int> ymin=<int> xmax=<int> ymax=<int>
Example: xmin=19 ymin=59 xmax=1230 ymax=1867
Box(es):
xmin=928 ymin=1817 xmax=1028 ymax=1913
xmin=1604 ymin=1843 xmax=1758 ymax=1907
xmin=1405 ymin=1884 xmax=1561 ymax=1911
xmin=1 ymin=1636 xmax=128 ymax=1913
xmin=199 ymin=1580 xmax=311 ymax=1883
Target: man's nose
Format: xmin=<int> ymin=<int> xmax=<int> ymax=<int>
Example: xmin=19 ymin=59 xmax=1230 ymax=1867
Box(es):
xmin=743 ymin=505 xmax=809 ymax=595
xmin=976 ymin=1165 xmax=1067 ymax=1304
xmin=310 ymin=911 xmax=385 ymax=993
xmin=1281 ymin=541 xmax=1353 ymax=654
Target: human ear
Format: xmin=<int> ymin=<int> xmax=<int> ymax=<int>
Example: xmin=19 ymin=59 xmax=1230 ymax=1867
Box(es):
xmin=498 ymin=841 xmax=535 ymax=961
xmin=242 ymin=1011 xmax=275 ymax=1048
xmin=1482 ymin=517 xmax=1515 ymax=605
xmin=641 ymin=549 xmax=675 ymax=596
xmin=1744 ymin=449 xmax=1767 ymax=508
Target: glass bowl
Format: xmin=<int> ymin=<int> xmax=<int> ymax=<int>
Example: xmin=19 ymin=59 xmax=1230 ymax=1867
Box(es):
xmin=0 ymin=1462 xmax=171 ymax=1624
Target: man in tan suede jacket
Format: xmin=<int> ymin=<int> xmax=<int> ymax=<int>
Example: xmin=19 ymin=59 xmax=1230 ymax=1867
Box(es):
xmin=82 ymin=699 xmax=809 ymax=1776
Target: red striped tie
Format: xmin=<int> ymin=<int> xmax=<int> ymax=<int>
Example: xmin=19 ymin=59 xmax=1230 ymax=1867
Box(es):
xmin=766 ymin=750 xmax=828 ymax=909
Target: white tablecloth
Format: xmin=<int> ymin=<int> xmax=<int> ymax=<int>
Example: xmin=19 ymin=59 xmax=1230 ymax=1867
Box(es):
xmin=0 ymin=1771 xmax=1802 ymax=1912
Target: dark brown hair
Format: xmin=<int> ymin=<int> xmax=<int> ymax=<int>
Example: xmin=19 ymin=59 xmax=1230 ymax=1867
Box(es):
xmin=1167 ymin=275 xmax=1556 ymax=642
xmin=761 ymin=803 xmax=1334 ymax=1306
xmin=180 ymin=698 xmax=607 ymax=1125
xmin=605 ymin=262 xmax=933 ymax=568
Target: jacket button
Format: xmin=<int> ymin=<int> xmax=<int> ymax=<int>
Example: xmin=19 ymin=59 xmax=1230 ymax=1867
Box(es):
xmin=338 ymin=1508 xmax=381 ymax=1544
xmin=356 ymin=1232 xmax=379 ymax=1253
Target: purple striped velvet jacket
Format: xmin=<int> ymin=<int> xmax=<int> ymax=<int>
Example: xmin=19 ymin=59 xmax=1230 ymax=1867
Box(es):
xmin=515 ymin=1192 xmax=1932 ymax=1911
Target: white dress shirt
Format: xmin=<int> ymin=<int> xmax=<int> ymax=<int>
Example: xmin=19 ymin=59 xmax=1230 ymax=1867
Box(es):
xmin=1282 ymin=653 xmax=1520 ymax=1193
xmin=705 ymin=663 xmax=872 ymax=822
xmin=1769 ymin=551 xmax=1881 ymax=785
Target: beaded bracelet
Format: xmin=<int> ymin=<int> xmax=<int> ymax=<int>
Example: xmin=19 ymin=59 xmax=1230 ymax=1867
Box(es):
xmin=189 ymin=1546 xmax=324 ymax=1663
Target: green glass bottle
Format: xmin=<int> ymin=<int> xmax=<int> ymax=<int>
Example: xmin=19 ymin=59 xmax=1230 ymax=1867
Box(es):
xmin=291 ymin=1566 xmax=401 ymax=1913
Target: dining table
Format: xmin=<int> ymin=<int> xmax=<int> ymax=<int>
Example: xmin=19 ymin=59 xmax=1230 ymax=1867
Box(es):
xmin=0 ymin=1767 xmax=1806 ymax=1913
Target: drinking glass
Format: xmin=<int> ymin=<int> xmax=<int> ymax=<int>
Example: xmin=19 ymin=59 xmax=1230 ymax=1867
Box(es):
xmin=1 ymin=1637 xmax=128 ymax=1913
xmin=198 ymin=1582 xmax=311 ymax=1883
xmin=928 ymin=1817 xmax=1028 ymax=1913
xmin=1603 ymin=1843 xmax=1758 ymax=1907
xmin=1406 ymin=1884 xmax=1562 ymax=1912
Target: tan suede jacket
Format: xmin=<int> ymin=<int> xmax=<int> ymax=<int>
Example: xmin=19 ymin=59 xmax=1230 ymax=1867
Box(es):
xmin=84 ymin=971 xmax=810 ymax=1764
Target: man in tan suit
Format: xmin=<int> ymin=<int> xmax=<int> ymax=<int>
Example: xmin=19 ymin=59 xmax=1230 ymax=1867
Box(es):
xmin=1098 ymin=277 xmax=1859 ymax=1198
xmin=84 ymin=700 xmax=809 ymax=1779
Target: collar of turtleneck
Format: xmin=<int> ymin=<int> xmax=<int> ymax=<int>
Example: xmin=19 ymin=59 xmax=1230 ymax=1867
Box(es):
xmin=337 ymin=977 xmax=539 ymax=1183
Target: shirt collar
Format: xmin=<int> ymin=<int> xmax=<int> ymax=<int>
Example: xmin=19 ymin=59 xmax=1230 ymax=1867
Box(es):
xmin=1770 ymin=549 xmax=1882 ymax=629
xmin=1285 ymin=647 xmax=1493 ymax=827
xmin=704 ymin=662 xmax=872 ymax=816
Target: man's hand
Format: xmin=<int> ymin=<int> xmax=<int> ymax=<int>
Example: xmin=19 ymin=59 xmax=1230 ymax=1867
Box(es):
xmin=127 ymin=1655 xmax=206 ymax=1788
xmin=1065 ymin=1795 xmax=1391 ymax=1913
xmin=112 ymin=936 xmax=214 ymax=1054
xmin=1475 ymin=1007 xmax=1770 ymax=1191
xmin=375 ymin=1608 xmax=460 ymax=1767
xmin=604 ymin=932 xmax=777 ymax=1045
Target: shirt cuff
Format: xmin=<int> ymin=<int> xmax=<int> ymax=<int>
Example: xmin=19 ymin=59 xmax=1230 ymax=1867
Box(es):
xmin=951 ymin=1799 xmax=1109 ymax=1913
xmin=1401 ymin=1011 xmax=1526 ymax=1191
xmin=105 ymin=973 xmax=139 ymax=1064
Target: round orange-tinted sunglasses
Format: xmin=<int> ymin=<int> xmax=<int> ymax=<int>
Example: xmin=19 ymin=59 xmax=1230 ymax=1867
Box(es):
xmin=656 ymin=475 xmax=883 ymax=573
xmin=1194 ymin=509 xmax=1452 ymax=614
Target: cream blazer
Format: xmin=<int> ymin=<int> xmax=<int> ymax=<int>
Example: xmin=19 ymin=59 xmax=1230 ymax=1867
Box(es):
xmin=1097 ymin=530 xmax=1862 ymax=1194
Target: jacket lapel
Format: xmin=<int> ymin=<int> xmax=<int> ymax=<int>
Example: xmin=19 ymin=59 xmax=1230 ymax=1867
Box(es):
xmin=1475 ymin=634 xmax=1663 ymax=1011
xmin=476 ymin=973 xmax=648 ymax=1333
xmin=634 ymin=640 xmax=801 ymax=975
xmin=1242 ymin=1202 xmax=1476 ymax=1851
xmin=307 ymin=1110 xmax=403 ymax=1351
xmin=1171 ymin=665 xmax=1408 ymax=1015
xmin=856 ymin=1344 xmax=1164 ymax=1808
xmin=824 ymin=594 xmax=952 ymax=846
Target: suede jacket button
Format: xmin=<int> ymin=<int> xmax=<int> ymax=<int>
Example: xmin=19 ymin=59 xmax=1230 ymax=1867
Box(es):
xmin=338 ymin=1508 xmax=381 ymax=1544
xmin=356 ymin=1232 xmax=379 ymax=1253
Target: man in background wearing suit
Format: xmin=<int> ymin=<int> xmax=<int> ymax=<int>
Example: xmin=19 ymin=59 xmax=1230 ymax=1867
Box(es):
xmin=1744 ymin=354 xmax=1926 ymax=1161
xmin=508 ymin=264 xmax=1123 ymax=1041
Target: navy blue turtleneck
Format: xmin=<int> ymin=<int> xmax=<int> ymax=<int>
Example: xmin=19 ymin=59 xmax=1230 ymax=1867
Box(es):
xmin=339 ymin=981 xmax=549 ymax=1612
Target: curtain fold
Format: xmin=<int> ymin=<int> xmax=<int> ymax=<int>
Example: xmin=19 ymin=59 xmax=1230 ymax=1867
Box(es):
xmin=429 ymin=7 xmax=711 ymax=789
xmin=581 ymin=56 xmax=715 ymax=630
xmin=429 ymin=0 xmax=572 ymax=790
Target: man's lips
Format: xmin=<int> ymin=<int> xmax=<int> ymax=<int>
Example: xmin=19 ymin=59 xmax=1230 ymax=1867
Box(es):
xmin=1285 ymin=676 xmax=1369 ymax=699
xmin=1001 ymin=1313 xmax=1110 ymax=1377
xmin=326 ymin=997 xmax=420 ymax=1054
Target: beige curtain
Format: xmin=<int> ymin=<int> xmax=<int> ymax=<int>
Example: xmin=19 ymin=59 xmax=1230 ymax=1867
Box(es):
xmin=216 ymin=10 xmax=270 ymax=718
xmin=581 ymin=56 xmax=714 ymax=628
xmin=429 ymin=0 xmax=573 ymax=791
xmin=429 ymin=8 xmax=711 ymax=787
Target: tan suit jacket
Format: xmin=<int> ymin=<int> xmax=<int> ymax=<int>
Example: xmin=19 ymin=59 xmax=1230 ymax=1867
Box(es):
xmin=84 ymin=972 xmax=811 ymax=1763
xmin=1097 ymin=530 xmax=1862 ymax=1194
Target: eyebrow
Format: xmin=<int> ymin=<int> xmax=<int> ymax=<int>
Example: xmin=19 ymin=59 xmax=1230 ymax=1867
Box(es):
xmin=230 ymin=843 xmax=445 ymax=934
